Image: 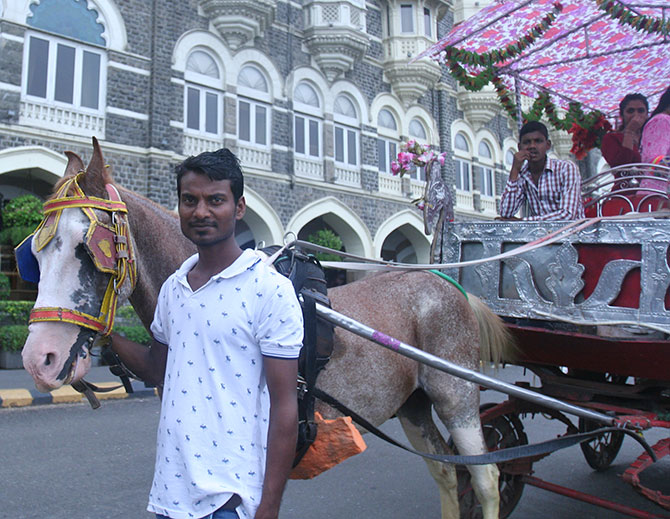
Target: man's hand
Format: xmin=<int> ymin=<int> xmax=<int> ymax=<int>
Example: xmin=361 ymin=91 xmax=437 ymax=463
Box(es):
xmin=509 ymin=149 xmax=530 ymax=181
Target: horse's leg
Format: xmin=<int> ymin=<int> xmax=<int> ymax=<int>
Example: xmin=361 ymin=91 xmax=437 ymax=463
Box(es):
xmin=423 ymin=375 xmax=500 ymax=519
xmin=396 ymin=389 xmax=460 ymax=519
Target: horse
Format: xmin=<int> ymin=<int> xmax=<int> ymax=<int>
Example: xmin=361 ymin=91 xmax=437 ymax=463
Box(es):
xmin=21 ymin=139 xmax=514 ymax=519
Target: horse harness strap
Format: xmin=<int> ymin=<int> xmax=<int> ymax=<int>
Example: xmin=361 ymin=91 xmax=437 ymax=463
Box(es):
xmin=311 ymin=387 xmax=655 ymax=466
xmin=27 ymin=173 xmax=137 ymax=336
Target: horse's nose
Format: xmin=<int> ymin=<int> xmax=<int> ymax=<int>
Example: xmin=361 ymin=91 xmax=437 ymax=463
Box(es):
xmin=21 ymin=324 xmax=83 ymax=392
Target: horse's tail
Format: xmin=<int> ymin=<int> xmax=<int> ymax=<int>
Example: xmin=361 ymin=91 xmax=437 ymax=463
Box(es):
xmin=468 ymin=294 xmax=516 ymax=367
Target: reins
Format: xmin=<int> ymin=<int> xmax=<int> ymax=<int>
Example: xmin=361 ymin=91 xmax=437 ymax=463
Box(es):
xmin=28 ymin=173 xmax=137 ymax=336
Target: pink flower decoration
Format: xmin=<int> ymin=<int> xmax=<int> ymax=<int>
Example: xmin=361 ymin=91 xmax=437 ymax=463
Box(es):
xmin=390 ymin=161 xmax=401 ymax=175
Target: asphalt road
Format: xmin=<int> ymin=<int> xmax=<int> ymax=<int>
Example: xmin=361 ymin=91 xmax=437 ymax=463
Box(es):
xmin=1 ymin=373 xmax=668 ymax=519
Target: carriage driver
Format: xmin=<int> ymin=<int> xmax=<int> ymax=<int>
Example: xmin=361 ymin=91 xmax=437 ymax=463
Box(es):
xmin=109 ymin=148 xmax=304 ymax=519
xmin=498 ymin=121 xmax=585 ymax=221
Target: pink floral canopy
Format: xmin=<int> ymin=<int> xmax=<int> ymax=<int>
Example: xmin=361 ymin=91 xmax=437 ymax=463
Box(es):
xmin=419 ymin=0 xmax=670 ymax=117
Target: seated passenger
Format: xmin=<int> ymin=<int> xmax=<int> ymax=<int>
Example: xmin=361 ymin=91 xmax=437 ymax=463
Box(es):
xmin=601 ymin=93 xmax=648 ymax=169
xmin=639 ymin=86 xmax=670 ymax=194
xmin=499 ymin=121 xmax=585 ymax=221
xmin=641 ymin=86 xmax=670 ymax=164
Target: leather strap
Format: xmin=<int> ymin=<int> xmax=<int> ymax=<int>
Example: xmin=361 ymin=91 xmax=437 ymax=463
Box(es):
xmin=312 ymin=387 xmax=656 ymax=466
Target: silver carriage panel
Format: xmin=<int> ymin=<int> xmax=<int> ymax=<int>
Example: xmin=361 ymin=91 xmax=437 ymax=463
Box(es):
xmin=442 ymin=220 xmax=670 ymax=331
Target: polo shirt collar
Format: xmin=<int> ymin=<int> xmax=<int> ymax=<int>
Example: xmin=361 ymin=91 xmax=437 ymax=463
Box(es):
xmin=175 ymin=248 xmax=262 ymax=286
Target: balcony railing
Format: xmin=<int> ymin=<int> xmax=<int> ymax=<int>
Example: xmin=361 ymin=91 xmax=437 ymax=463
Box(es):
xmin=455 ymin=189 xmax=475 ymax=211
xmin=183 ymin=134 xmax=222 ymax=157
xmin=378 ymin=172 xmax=402 ymax=196
xmin=20 ymin=99 xmax=105 ymax=138
xmin=334 ymin=165 xmax=361 ymax=187
xmin=295 ymin=157 xmax=324 ymax=181
xmin=238 ymin=145 xmax=272 ymax=171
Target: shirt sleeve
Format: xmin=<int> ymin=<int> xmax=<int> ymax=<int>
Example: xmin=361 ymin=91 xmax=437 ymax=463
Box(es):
xmin=525 ymin=162 xmax=585 ymax=221
xmin=601 ymin=132 xmax=641 ymax=167
xmin=255 ymin=273 xmax=304 ymax=359
xmin=499 ymin=178 xmax=525 ymax=218
xmin=150 ymin=281 xmax=170 ymax=345
xmin=641 ymin=116 xmax=670 ymax=163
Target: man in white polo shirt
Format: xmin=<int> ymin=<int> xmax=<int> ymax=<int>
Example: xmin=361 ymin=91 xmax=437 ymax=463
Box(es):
xmin=110 ymin=148 xmax=304 ymax=519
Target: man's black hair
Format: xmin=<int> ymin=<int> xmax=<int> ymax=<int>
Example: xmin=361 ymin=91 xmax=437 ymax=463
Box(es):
xmin=519 ymin=120 xmax=549 ymax=141
xmin=176 ymin=148 xmax=244 ymax=203
xmin=619 ymin=93 xmax=648 ymax=118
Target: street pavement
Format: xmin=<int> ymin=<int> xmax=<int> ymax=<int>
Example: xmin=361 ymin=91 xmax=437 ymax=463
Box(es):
xmin=0 ymin=365 xmax=157 ymax=407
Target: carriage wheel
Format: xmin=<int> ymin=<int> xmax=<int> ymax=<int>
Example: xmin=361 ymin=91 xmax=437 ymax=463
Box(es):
xmin=448 ymin=403 xmax=529 ymax=519
xmin=578 ymin=417 xmax=624 ymax=471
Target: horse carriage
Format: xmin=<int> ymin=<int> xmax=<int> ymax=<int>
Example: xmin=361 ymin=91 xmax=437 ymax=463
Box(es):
xmin=437 ymin=162 xmax=670 ymax=518
xmin=15 ymin=140 xmax=670 ymax=518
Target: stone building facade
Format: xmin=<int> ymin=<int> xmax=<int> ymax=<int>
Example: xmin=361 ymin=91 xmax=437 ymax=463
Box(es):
xmin=0 ymin=0 xmax=567 ymax=267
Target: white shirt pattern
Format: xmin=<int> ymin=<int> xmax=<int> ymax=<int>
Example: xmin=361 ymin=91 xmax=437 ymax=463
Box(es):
xmin=147 ymin=249 xmax=303 ymax=519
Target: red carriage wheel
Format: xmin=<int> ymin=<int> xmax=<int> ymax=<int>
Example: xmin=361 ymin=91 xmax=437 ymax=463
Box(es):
xmin=578 ymin=417 xmax=624 ymax=471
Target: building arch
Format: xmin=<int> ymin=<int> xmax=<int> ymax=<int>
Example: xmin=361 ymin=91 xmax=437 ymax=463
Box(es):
xmin=231 ymin=50 xmax=284 ymax=101
xmin=374 ymin=210 xmax=430 ymax=264
xmin=15 ymin=0 xmax=127 ymax=51
xmin=327 ymin=80 xmax=369 ymax=122
xmin=0 ymin=146 xmax=66 ymax=180
xmin=287 ymin=196 xmax=372 ymax=258
xmin=371 ymin=93 xmax=404 ymax=127
xmin=172 ymin=30 xmax=231 ymax=75
xmin=405 ymin=106 xmax=437 ymax=143
xmin=476 ymin=128 xmax=501 ymax=164
xmin=0 ymin=146 xmax=67 ymax=200
xmin=241 ymin=187 xmax=284 ymax=247
xmin=284 ymin=66 xmax=328 ymax=102
xmin=451 ymin=119 xmax=476 ymax=151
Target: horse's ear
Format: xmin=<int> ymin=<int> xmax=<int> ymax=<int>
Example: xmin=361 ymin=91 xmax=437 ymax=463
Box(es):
xmin=63 ymin=151 xmax=85 ymax=178
xmin=78 ymin=137 xmax=112 ymax=196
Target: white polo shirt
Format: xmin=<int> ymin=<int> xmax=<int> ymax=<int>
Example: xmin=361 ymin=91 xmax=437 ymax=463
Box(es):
xmin=148 ymin=249 xmax=303 ymax=519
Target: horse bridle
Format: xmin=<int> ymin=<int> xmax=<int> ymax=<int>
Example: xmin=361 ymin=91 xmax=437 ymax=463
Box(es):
xmin=24 ymin=173 xmax=137 ymax=336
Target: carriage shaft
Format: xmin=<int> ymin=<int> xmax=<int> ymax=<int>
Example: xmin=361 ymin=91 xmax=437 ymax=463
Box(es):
xmin=315 ymin=303 xmax=616 ymax=426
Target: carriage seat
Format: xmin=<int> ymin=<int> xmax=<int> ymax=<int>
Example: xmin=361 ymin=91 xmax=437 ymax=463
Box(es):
xmin=582 ymin=163 xmax=670 ymax=217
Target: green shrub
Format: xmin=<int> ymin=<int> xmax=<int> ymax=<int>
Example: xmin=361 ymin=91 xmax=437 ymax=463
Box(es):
xmin=0 ymin=325 xmax=29 ymax=352
xmin=1 ymin=194 xmax=44 ymax=246
xmin=2 ymin=195 xmax=43 ymax=228
xmin=0 ymin=273 xmax=10 ymax=300
xmin=115 ymin=325 xmax=151 ymax=346
xmin=0 ymin=300 xmax=33 ymax=324
xmin=306 ymin=229 xmax=343 ymax=263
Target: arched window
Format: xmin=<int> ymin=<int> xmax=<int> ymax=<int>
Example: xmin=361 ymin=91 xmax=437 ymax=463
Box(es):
xmin=409 ymin=119 xmax=427 ymax=140
xmin=184 ymin=50 xmax=222 ymax=137
xmin=408 ymin=118 xmax=429 ymax=181
xmin=453 ymin=132 xmax=472 ymax=192
xmin=333 ymin=95 xmax=359 ymax=167
xmin=237 ymin=65 xmax=270 ymax=147
xmin=293 ymin=82 xmax=322 ymax=158
xmin=23 ymin=0 xmax=106 ymax=117
xmin=377 ymin=108 xmax=399 ymax=174
xmin=478 ymin=140 xmax=495 ymax=197
xmin=505 ymin=148 xmax=515 ymax=167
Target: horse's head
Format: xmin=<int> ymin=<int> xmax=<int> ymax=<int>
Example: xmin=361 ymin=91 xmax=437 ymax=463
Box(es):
xmin=20 ymin=138 xmax=137 ymax=392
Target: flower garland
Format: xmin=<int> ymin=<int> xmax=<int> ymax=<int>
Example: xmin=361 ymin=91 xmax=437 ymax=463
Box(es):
xmin=391 ymin=140 xmax=446 ymax=179
xmin=440 ymin=2 xmax=563 ymax=68
xmin=596 ymin=0 xmax=670 ymax=36
xmin=439 ymin=0 xmax=627 ymax=159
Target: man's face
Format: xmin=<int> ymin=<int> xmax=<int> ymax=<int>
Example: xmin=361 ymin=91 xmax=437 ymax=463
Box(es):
xmin=519 ymin=131 xmax=551 ymax=164
xmin=178 ymin=171 xmax=245 ymax=248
